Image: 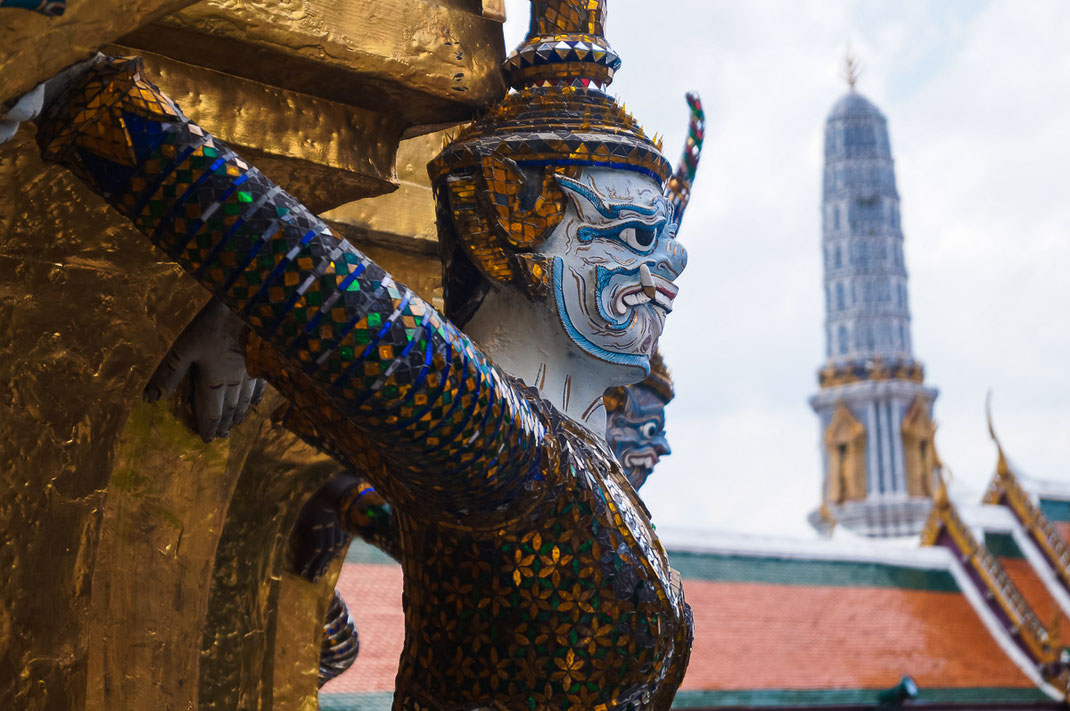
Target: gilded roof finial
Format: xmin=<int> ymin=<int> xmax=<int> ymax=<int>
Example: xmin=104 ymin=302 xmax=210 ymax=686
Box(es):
xmin=932 ymin=443 xmax=953 ymax=508
xmin=933 ymin=475 xmax=951 ymax=509
xmin=843 ymin=45 xmax=862 ymax=90
xmin=986 ymin=391 xmax=1012 ymax=479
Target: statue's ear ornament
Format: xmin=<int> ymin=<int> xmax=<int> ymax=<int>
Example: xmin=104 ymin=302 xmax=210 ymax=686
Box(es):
xmin=477 ymin=154 xmax=578 ymax=251
xmin=665 ymin=92 xmax=706 ymax=232
xmin=603 ymin=385 xmax=627 ymax=414
xmin=512 ymin=253 xmax=553 ymax=298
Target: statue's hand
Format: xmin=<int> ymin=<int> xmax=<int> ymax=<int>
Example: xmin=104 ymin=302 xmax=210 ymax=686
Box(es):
xmin=1 ymin=54 xmax=103 ymax=145
xmin=293 ymin=473 xmax=359 ymax=582
xmin=1 ymin=83 xmax=44 ymax=145
xmin=144 ymin=298 xmax=265 ymax=441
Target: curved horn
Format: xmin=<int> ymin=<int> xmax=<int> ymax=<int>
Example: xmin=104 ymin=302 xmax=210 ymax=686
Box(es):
xmin=666 ymin=91 xmax=706 ymax=230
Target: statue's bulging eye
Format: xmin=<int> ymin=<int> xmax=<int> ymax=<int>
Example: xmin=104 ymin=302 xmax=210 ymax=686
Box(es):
xmin=618 ymin=226 xmax=657 ymax=251
xmin=640 ymin=421 xmax=659 ymax=438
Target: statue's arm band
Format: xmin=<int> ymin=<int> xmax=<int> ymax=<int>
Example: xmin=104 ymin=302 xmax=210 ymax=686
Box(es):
xmin=36 ymin=57 xmax=545 ymax=510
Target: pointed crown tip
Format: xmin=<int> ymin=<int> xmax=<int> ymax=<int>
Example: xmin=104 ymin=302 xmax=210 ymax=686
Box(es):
xmin=503 ymin=0 xmax=620 ymax=92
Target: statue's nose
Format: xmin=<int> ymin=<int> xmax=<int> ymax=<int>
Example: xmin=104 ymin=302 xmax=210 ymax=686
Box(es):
xmin=653 ymin=239 xmax=687 ymax=281
xmin=653 ymin=435 xmax=671 ymax=457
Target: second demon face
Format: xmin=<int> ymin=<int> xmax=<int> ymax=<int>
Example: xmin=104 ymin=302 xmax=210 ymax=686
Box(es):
xmin=606 ymin=380 xmax=672 ymax=490
xmin=539 ymin=168 xmax=688 ymax=375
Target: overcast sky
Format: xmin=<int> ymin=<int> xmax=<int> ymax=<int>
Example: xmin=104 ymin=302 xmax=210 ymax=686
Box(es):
xmin=504 ymin=0 xmax=1070 ymax=538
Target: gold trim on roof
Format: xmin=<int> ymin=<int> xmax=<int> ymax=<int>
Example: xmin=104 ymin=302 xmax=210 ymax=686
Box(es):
xmin=922 ymin=478 xmax=1061 ymax=669
xmin=983 ymin=401 xmax=1070 ymax=599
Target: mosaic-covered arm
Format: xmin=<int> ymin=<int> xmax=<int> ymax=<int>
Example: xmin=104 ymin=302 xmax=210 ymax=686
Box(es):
xmin=338 ymin=478 xmax=400 ymax=561
xmin=36 ymin=57 xmax=546 ymax=514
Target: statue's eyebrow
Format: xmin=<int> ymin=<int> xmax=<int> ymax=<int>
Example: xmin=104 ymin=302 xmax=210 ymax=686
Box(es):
xmin=556 ymin=175 xmax=664 ymax=221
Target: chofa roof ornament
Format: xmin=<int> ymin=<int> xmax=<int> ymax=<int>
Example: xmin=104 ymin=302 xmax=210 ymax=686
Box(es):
xmin=429 ymin=0 xmax=704 ymax=303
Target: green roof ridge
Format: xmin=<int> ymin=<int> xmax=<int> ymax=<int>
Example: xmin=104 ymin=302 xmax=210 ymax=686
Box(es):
xmin=984 ymin=531 xmax=1027 ymax=559
xmin=344 ymin=539 xmax=398 ymax=566
xmin=1040 ymin=498 xmax=1070 ymax=523
xmin=665 ymin=550 xmax=959 ymax=592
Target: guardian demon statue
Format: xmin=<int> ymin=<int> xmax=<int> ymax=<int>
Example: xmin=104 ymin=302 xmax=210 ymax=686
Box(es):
xmin=19 ymin=0 xmax=705 ymax=706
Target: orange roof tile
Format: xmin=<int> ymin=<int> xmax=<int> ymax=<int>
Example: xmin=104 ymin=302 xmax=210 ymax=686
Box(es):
xmin=999 ymin=556 xmax=1070 ymax=636
xmin=679 ymin=579 xmax=1035 ymax=691
xmin=321 ymin=562 xmax=404 ymax=694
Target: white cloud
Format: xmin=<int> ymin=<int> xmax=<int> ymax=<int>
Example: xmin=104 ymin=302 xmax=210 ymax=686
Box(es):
xmin=503 ymin=0 xmax=1070 ymax=536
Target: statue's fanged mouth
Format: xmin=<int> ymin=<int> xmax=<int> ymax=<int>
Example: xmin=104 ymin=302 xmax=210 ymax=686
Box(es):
xmin=613 ymin=272 xmax=678 ymax=315
xmin=623 ymin=448 xmax=661 ymax=470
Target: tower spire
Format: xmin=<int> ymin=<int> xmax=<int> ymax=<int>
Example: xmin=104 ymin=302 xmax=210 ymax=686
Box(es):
xmin=807 ymin=71 xmax=940 ymax=539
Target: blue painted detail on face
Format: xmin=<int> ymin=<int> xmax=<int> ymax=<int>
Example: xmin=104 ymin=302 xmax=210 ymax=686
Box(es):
xmin=556 ymin=175 xmax=662 ymax=221
xmin=576 ymin=220 xmax=667 ymax=254
xmin=594 ymin=265 xmax=639 ymax=330
xmin=552 ymin=257 xmax=650 ymax=374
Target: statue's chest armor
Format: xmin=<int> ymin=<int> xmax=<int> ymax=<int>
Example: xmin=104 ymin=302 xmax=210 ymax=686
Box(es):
xmin=395 ymin=432 xmax=689 ymax=710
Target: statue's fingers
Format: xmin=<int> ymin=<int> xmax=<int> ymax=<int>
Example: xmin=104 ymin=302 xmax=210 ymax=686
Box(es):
xmin=233 ymin=377 xmax=257 ymax=426
xmin=250 ymin=378 xmax=266 ymax=406
xmin=325 ymin=524 xmax=343 ymax=562
xmin=144 ymin=344 xmax=193 ymax=402
xmin=217 ymin=379 xmax=243 ymax=436
xmin=335 ymin=527 xmax=351 ymax=558
xmin=192 ymin=368 xmax=227 ymax=442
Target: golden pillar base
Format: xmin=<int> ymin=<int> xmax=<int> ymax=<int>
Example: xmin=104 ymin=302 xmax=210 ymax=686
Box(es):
xmin=0 ymin=1 xmax=505 ymax=708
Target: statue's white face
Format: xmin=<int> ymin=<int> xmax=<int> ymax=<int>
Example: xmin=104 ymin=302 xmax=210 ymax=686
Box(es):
xmin=539 ymin=168 xmax=688 ymax=375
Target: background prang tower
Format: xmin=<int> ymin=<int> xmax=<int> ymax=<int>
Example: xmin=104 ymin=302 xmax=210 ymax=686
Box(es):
xmin=808 ymin=70 xmax=939 ymax=538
